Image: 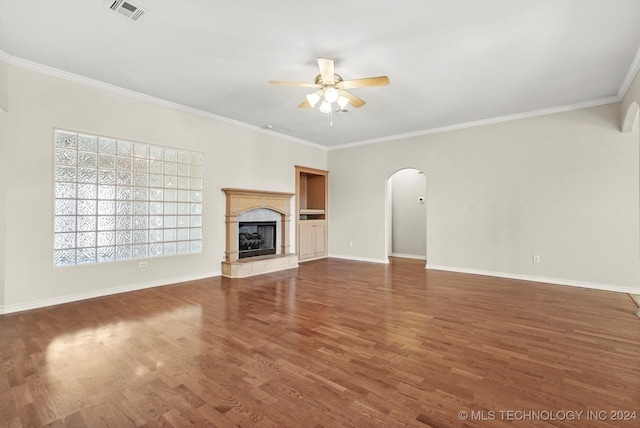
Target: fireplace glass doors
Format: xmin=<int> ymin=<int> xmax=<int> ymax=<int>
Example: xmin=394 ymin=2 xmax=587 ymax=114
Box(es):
xmin=238 ymin=221 xmax=276 ymax=259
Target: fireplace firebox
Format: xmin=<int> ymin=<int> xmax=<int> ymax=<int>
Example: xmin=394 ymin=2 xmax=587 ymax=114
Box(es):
xmin=238 ymin=221 xmax=277 ymax=259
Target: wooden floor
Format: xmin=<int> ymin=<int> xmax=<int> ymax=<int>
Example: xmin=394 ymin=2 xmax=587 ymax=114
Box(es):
xmin=1 ymin=258 xmax=639 ymax=427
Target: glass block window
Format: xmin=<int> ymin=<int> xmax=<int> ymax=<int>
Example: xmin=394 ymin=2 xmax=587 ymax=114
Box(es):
xmin=54 ymin=129 xmax=203 ymax=266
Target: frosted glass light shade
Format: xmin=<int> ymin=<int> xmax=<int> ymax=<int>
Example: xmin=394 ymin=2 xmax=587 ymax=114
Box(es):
xmin=306 ymin=92 xmax=321 ymax=107
xmin=319 ymin=101 xmax=332 ymax=113
xmin=337 ymin=95 xmax=349 ymax=109
xmin=324 ymin=87 xmax=339 ymax=103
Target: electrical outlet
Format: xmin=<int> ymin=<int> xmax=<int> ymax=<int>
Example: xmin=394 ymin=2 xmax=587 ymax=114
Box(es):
xmin=533 ymin=255 xmax=541 ymax=263
xmin=349 ymin=241 xmax=353 ymax=248
xmin=138 ymin=261 xmax=148 ymax=268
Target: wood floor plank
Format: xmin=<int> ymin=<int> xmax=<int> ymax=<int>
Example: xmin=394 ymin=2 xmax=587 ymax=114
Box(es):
xmin=0 ymin=257 xmax=639 ymax=426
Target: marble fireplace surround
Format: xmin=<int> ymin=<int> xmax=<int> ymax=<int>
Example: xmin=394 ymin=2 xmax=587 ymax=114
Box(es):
xmin=221 ymin=188 xmax=298 ymax=278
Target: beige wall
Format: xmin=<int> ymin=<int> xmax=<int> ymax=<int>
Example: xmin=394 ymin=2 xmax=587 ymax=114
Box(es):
xmin=2 ymin=58 xmax=639 ymax=312
xmin=0 ymin=62 xmax=326 ymax=312
xmin=328 ymin=103 xmax=640 ymax=291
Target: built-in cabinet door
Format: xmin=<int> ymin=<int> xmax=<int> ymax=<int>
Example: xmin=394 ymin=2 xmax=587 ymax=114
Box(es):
xmin=313 ymin=222 xmax=326 ymax=256
xmin=299 ymin=223 xmax=315 ymax=260
xmin=298 ymin=221 xmax=327 ymax=261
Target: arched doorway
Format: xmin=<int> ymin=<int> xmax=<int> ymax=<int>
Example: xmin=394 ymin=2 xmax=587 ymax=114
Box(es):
xmin=385 ymin=168 xmax=427 ymax=265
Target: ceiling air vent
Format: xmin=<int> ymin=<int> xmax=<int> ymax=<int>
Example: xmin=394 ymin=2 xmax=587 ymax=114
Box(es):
xmin=108 ymin=0 xmax=147 ymax=21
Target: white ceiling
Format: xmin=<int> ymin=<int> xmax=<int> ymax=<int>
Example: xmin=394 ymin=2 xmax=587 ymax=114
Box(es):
xmin=1 ymin=0 xmax=640 ymax=148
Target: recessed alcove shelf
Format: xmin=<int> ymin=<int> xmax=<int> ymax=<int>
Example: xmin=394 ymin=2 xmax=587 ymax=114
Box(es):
xmin=295 ymin=166 xmax=328 ymax=261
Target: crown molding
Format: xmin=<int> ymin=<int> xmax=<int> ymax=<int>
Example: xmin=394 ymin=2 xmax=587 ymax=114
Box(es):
xmin=1 ymin=48 xmax=636 ymax=153
xmin=618 ymin=45 xmax=640 ymax=99
xmin=328 ymin=96 xmax=620 ymax=151
xmin=331 ymin=46 xmax=640 ymax=151
xmin=0 ymin=50 xmax=326 ymax=151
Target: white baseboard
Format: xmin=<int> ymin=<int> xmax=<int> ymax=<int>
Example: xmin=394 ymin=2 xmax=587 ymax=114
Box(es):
xmin=0 ymin=270 xmax=221 ymax=315
xmin=328 ymin=254 xmax=390 ymax=264
xmin=3 ymin=263 xmax=637 ymax=314
xmin=390 ymin=253 xmax=427 ymax=260
xmin=426 ymin=264 xmax=640 ymax=295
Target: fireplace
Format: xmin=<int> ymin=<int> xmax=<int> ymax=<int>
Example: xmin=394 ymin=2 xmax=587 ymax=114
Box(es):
xmin=221 ymin=188 xmax=298 ymax=278
xmin=238 ymin=221 xmax=276 ymax=259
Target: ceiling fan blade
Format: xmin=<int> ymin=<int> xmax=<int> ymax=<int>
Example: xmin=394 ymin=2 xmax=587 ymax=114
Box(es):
xmin=318 ymin=58 xmax=335 ymax=84
xmin=298 ymin=99 xmax=310 ymax=108
xmin=268 ymin=80 xmax=319 ymax=88
xmin=339 ymin=90 xmax=366 ymax=108
xmin=341 ymin=76 xmax=390 ymax=89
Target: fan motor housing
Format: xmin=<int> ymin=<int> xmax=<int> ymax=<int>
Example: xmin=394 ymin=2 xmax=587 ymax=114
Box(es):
xmin=314 ymin=74 xmax=343 ymax=87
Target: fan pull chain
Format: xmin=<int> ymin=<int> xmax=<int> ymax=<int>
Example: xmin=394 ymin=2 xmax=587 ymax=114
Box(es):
xmin=328 ymin=109 xmax=333 ymax=126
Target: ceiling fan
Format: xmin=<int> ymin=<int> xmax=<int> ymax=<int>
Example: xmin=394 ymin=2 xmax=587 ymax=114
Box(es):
xmin=269 ymin=58 xmax=390 ymax=114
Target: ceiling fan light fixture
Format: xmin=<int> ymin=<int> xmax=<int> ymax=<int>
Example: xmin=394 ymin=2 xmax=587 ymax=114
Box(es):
xmin=319 ymin=101 xmax=332 ymax=114
xmin=269 ymin=57 xmax=388 ymax=118
xmin=306 ymin=91 xmax=321 ymax=108
xmin=337 ymin=95 xmax=349 ymax=110
xmin=324 ymin=87 xmax=339 ymax=103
